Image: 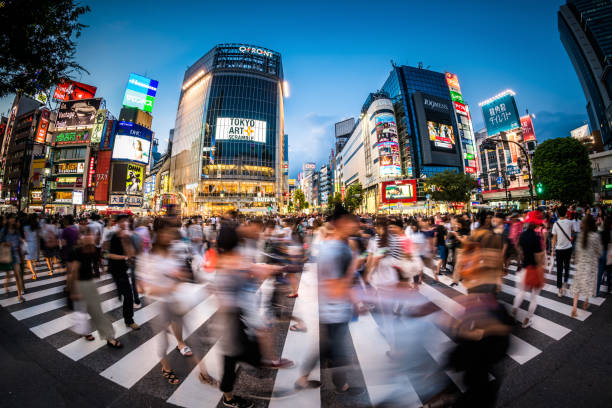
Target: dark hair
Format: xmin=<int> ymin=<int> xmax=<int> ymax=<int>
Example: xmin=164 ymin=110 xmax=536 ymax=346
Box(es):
xmin=581 ymin=214 xmax=597 ymax=249
xmin=217 ymin=225 xmax=239 ymax=254
xmin=477 ymin=211 xmax=489 ymax=227
xmin=375 ymin=217 xmax=390 ymax=248
xmin=557 ymin=206 xmax=567 ymax=218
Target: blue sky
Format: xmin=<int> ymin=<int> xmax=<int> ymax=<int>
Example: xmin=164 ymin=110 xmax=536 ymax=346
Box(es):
xmin=0 ymin=0 xmax=589 ymax=178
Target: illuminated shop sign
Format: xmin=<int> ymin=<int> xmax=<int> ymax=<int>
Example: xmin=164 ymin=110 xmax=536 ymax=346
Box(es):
xmin=122 ymin=73 xmax=158 ymax=113
xmin=480 ymin=92 xmax=520 ymax=135
xmin=375 ymin=114 xmax=401 ymax=177
xmin=215 ymin=117 xmax=267 ymax=143
xmin=35 ymin=109 xmax=50 ymax=144
xmin=109 ymin=194 xmax=143 ymax=206
xmin=450 ymin=90 xmax=464 ymax=104
xmin=56 ymin=162 xmax=85 ymax=174
xmin=520 ymin=115 xmax=537 ymax=142
xmin=381 ymin=179 xmax=417 ymax=203
xmin=238 ymin=46 xmax=273 ymax=57
xmin=90 ymin=109 xmax=106 ymax=143
xmin=55 ymin=130 xmax=90 ymax=144
xmin=453 ymin=101 xmax=468 ymax=116
xmin=445 ymin=72 xmax=461 ymax=92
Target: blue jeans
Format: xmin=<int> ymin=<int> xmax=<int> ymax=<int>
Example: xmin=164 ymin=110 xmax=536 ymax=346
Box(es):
xmin=597 ymin=250 xmax=612 ymax=296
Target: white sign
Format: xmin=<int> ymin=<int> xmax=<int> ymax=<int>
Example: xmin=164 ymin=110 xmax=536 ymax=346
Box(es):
xmin=109 ymin=194 xmax=143 ymax=207
xmin=570 ymin=124 xmax=590 ymax=139
xmin=254 ymin=196 xmax=275 ymax=202
xmin=72 ymin=190 xmax=83 ymax=205
xmin=239 ymin=46 xmax=273 ymax=58
xmin=112 ymin=134 xmax=151 ymax=164
xmin=215 ymin=118 xmax=266 ymax=143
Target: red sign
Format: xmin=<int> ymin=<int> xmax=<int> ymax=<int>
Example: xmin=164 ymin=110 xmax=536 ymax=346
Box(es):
xmin=520 ymin=115 xmax=536 ymax=142
xmin=94 ymin=151 xmax=111 ymax=203
xmin=465 ymin=166 xmax=477 ymax=174
xmin=87 ymin=156 xmax=95 ymax=188
xmin=35 ymin=109 xmax=50 ymax=144
xmin=53 ymin=79 xmax=97 ymax=101
xmin=381 ymin=179 xmax=417 ymax=203
xmin=453 ymin=101 xmax=468 ymax=116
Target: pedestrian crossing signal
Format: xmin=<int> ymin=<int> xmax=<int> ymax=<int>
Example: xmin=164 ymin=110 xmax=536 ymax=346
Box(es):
xmin=536 ymin=182 xmax=543 ymax=194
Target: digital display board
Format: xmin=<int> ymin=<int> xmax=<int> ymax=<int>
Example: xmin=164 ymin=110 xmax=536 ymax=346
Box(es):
xmin=35 ymin=109 xmax=50 ymax=144
xmin=450 ymin=90 xmax=463 ymax=104
xmin=215 ymin=117 xmax=266 ymax=143
xmin=520 ymin=115 xmax=536 ymax=142
xmin=481 ymin=93 xmax=520 ymax=135
xmin=112 ymin=134 xmax=151 ymax=164
xmin=381 ymin=179 xmax=417 ymax=203
xmin=53 ymin=80 xmax=97 ymax=101
xmin=375 ymin=114 xmax=401 ymax=177
xmin=428 ymin=121 xmax=455 ymax=150
xmin=115 ymin=120 xmax=153 ymax=140
xmin=55 ymin=130 xmax=90 ymax=145
xmin=125 ymin=164 xmax=143 ymax=194
xmin=55 ymin=98 xmax=102 ymax=129
xmin=122 ymin=73 xmax=158 ymax=113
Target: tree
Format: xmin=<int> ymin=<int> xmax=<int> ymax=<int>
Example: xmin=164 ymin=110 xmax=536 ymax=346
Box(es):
xmin=326 ymin=192 xmax=343 ymax=213
xmin=344 ymin=182 xmax=363 ymax=213
xmin=426 ymin=170 xmax=477 ymax=204
xmin=533 ymin=137 xmax=592 ymax=204
xmin=0 ymin=0 xmax=90 ymax=98
xmin=293 ymin=189 xmax=306 ymax=211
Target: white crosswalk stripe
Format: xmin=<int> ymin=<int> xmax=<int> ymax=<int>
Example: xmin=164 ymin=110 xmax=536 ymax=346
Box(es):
xmin=0 ymin=256 xmax=608 ymax=408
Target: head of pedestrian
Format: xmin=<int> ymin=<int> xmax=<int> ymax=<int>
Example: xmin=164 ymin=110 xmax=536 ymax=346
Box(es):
xmin=152 ymin=218 xmax=176 ymax=250
xmin=388 ymin=218 xmax=404 ymax=235
xmin=116 ymin=214 xmax=129 ymax=231
xmin=557 ymin=206 xmax=568 ymax=218
xmin=328 ymin=205 xmax=359 ymax=240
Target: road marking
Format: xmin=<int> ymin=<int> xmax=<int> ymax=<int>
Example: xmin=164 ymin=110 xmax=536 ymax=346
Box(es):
xmin=100 ymin=294 xmax=217 ymax=389
xmin=501 ymin=283 xmax=591 ymax=321
xmin=0 ymin=277 xmax=114 ymax=307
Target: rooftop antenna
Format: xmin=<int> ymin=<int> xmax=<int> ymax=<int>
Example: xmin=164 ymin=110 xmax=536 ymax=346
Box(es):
xmin=418 ymin=61 xmax=423 ymax=69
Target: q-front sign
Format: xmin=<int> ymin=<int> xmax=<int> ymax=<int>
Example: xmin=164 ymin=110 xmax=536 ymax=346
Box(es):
xmin=215 ymin=117 xmax=267 ymax=143
xmin=239 ymin=46 xmax=273 ymax=58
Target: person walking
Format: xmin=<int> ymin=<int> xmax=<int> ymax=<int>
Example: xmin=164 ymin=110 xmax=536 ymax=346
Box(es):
xmin=1 ymin=215 xmax=25 ymax=301
xmin=551 ymin=206 xmax=574 ymax=297
xmin=23 ymin=214 xmax=42 ymax=280
xmin=511 ymin=211 xmax=546 ymax=328
xmin=41 ymin=218 xmax=60 ymax=276
xmin=571 ymin=214 xmax=602 ymax=318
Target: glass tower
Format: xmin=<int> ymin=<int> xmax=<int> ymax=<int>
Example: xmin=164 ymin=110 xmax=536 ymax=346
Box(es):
xmin=559 ymin=0 xmax=612 ymax=146
xmin=170 ymin=44 xmax=285 ymax=214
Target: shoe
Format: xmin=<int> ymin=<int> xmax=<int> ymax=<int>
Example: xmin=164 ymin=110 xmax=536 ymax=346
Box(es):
xmin=133 ymin=303 xmax=142 ymax=309
xmin=522 ymin=318 xmax=532 ymax=328
xmin=261 ymin=358 xmax=295 ymax=369
xmin=450 ymin=282 xmax=458 ymax=287
xmin=127 ymin=323 xmax=140 ymax=330
xmin=571 ymin=309 xmax=578 ymax=318
xmin=558 ymin=289 xmax=563 ymax=297
xmin=222 ymin=395 xmax=253 ymax=408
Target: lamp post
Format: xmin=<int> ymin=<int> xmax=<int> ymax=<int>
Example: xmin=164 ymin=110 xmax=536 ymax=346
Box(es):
xmin=481 ymin=137 xmax=535 ymax=209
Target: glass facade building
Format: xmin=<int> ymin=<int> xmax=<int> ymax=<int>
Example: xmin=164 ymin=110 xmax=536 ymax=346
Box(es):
xmin=559 ymin=0 xmax=612 ymax=146
xmin=170 ymin=44 xmax=285 ymax=214
xmin=381 ymin=65 xmax=463 ymax=185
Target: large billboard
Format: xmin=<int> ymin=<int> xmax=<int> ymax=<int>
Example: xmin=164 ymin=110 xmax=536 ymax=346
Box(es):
xmin=125 ymin=164 xmax=143 ymax=194
xmin=480 ymin=92 xmax=520 ymax=136
xmin=35 ymin=109 xmax=50 ymax=144
xmin=53 ymin=79 xmax=97 ymax=101
xmin=55 ymin=98 xmax=102 ymax=129
xmin=122 ymin=73 xmax=158 ymax=113
xmin=112 ymin=135 xmax=151 ymax=164
xmin=412 ymin=92 xmax=462 ymax=167
xmin=94 ymin=150 xmax=111 ymax=203
xmin=520 ymin=115 xmax=536 ymax=142
xmin=91 ymin=109 xmax=107 ymax=144
xmin=381 ymin=179 xmax=417 ymax=203
xmin=215 ymin=117 xmax=266 ymax=143
xmin=54 ymin=130 xmax=90 ymax=145
xmin=571 ymin=124 xmax=590 ymax=140
xmin=375 ymin=114 xmax=401 ymax=177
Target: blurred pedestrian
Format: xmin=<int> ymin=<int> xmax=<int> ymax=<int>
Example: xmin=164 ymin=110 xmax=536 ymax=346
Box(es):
xmin=552 ymin=206 xmax=574 ymax=297
xmin=571 ymin=214 xmax=602 ymax=317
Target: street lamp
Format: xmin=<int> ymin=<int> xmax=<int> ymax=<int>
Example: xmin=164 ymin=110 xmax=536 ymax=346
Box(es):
xmin=481 ymin=137 xmax=535 ymax=209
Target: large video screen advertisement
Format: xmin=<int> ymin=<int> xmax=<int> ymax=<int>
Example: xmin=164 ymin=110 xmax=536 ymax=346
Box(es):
xmin=375 ymin=114 xmax=401 ymax=177
xmin=55 ymin=98 xmax=102 ymax=129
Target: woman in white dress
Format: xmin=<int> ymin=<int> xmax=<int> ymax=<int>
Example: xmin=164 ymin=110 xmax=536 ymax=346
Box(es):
xmin=571 ymin=214 xmax=602 ymax=318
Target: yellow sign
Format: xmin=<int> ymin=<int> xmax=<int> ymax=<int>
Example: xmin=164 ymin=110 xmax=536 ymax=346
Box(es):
xmin=125 ymin=164 xmax=143 ymax=194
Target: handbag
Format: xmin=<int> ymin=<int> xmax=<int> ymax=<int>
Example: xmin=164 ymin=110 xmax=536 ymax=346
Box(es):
xmin=524 ymin=265 xmax=544 ymax=289
xmin=0 ymin=243 xmax=12 ymax=264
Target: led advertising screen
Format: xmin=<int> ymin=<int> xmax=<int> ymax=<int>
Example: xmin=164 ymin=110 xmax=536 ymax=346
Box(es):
xmin=115 ymin=120 xmax=153 ymax=140
xmin=54 ymin=130 xmax=90 ymax=145
xmin=53 ymin=79 xmax=97 ymax=101
xmin=112 ymin=134 xmax=151 ymax=164
xmin=375 ymin=114 xmax=401 ymax=177
xmin=55 ymin=98 xmax=102 ymax=129
xmin=450 ymin=90 xmax=463 ymax=104
xmin=520 ymin=115 xmax=536 ymax=142
xmin=35 ymin=109 xmax=50 ymax=144
xmin=215 ymin=117 xmax=267 ymax=143
xmin=427 ymin=121 xmax=455 ymax=151
xmin=125 ymin=164 xmax=143 ymax=194
xmin=381 ymin=179 xmax=417 ymax=203
xmin=122 ymin=73 xmax=158 ymax=113
xmin=481 ymin=93 xmax=520 ymax=136
xmin=445 ymin=72 xmax=461 ymax=92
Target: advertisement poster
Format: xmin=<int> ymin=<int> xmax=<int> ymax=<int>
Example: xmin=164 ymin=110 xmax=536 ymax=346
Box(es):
xmin=481 ymin=93 xmax=520 ymax=136
xmin=125 ymin=164 xmax=143 ymax=194
xmin=30 ymin=159 xmax=45 ymax=189
xmin=520 ymin=115 xmax=537 ymax=142
xmin=215 ymin=117 xmax=267 ymax=143
xmin=35 ymin=109 xmax=50 ymax=144
xmin=375 ymin=114 xmax=401 ymax=177
xmin=570 ymin=124 xmax=590 ymax=140
xmin=112 ymin=134 xmax=151 ymax=164
xmin=91 ymin=109 xmax=106 ymax=143
xmin=55 ymin=130 xmax=90 ymax=145
xmin=55 ymin=98 xmax=102 ymax=129
xmin=122 ymin=73 xmax=158 ymax=113
xmin=94 ymin=151 xmax=111 ymax=203
xmin=381 ymin=179 xmax=417 ymax=203
xmin=428 ymin=121 xmax=456 ymax=151
xmin=53 ymin=79 xmax=97 ymax=101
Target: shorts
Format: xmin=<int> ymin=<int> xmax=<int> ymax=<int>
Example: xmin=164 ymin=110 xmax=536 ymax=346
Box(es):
xmin=437 ymin=245 xmax=448 ymax=261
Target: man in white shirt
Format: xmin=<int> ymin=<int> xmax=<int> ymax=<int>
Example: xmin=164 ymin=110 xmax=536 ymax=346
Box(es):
xmin=551 ymin=206 xmax=574 ymax=297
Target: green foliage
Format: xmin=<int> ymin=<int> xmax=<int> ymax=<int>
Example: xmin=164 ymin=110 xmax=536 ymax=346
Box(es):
xmin=533 ymin=137 xmax=592 ymax=204
xmin=344 ymin=182 xmax=363 ymax=213
xmin=326 ymin=192 xmax=343 ymax=213
xmin=0 ymin=0 xmax=90 ymax=98
xmin=426 ymin=170 xmax=477 ymax=203
xmin=293 ymin=189 xmax=306 ymax=210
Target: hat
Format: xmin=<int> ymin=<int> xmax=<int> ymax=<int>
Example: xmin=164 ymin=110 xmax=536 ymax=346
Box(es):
xmin=524 ymin=210 xmax=545 ymax=225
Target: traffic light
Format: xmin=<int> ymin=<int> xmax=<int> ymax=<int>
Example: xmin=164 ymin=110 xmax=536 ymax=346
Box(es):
xmin=536 ymin=182 xmax=543 ymax=195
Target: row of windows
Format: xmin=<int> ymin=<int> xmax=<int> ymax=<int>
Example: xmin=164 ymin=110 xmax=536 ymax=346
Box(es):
xmin=54 ymin=147 xmax=86 ymax=161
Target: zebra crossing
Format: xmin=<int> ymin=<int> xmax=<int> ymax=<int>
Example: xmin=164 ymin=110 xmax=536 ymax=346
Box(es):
xmin=1 ymin=254 xmax=607 ymax=408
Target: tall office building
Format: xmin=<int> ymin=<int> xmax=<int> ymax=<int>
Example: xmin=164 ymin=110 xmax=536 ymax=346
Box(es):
xmin=170 ymin=44 xmax=285 ymax=214
xmin=334 ymin=118 xmax=355 ymax=154
xmin=381 ymin=65 xmax=464 ymax=195
xmin=559 ymin=0 xmax=612 ymax=147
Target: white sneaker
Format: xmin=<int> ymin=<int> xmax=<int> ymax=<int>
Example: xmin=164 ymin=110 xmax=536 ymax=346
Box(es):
xmin=522 ymin=318 xmax=532 ymax=328
xmin=133 ymin=303 xmax=142 ymax=309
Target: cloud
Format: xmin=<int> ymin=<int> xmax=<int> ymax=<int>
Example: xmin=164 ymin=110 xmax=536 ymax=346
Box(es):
xmin=287 ymin=112 xmax=345 ymax=178
xmin=534 ymin=111 xmax=589 ymax=142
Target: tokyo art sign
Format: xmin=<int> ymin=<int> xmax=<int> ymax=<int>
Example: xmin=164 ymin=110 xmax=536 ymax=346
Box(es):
xmin=215 ymin=117 xmax=266 ymax=143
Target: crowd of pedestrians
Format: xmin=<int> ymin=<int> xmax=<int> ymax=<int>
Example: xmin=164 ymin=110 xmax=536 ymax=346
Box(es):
xmin=0 ymin=203 xmax=610 ymax=407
